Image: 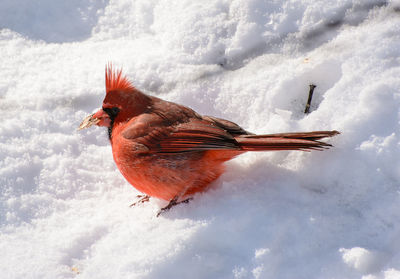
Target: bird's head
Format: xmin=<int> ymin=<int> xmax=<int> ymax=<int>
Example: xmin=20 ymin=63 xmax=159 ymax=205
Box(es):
xmin=78 ymin=65 xmax=150 ymax=132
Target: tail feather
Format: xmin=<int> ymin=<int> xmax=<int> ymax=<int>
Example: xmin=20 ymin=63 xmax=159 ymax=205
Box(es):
xmin=235 ymin=130 xmax=339 ymax=151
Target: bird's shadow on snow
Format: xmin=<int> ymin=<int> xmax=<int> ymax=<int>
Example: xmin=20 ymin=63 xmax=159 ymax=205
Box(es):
xmin=158 ymin=152 xmax=316 ymax=213
xmin=156 ymin=152 xmax=326 ymax=222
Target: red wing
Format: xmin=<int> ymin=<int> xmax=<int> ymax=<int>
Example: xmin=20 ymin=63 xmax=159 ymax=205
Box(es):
xmin=132 ymin=119 xmax=241 ymax=154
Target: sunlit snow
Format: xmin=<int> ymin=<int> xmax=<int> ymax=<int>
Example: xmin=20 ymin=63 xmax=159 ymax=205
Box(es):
xmin=1 ymin=1 xmax=400 ymax=278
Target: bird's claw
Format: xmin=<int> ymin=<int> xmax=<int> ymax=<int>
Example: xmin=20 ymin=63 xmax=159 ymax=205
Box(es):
xmin=130 ymin=195 xmax=150 ymax=207
xmin=156 ymin=196 xmax=193 ymax=217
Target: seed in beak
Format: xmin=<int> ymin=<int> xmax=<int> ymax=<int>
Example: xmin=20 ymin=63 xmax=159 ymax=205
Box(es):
xmin=78 ymin=113 xmax=101 ymax=131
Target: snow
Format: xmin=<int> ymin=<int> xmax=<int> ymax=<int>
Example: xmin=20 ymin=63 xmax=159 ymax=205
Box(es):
xmin=1 ymin=0 xmax=400 ymax=278
xmin=340 ymin=247 xmax=391 ymax=275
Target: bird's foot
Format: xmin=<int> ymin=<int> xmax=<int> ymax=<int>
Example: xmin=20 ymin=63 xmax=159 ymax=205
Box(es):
xmin=130 ymin=195 xmax=150 ymax=207
xmin=156 ymin=196 xmax=193 ymax=217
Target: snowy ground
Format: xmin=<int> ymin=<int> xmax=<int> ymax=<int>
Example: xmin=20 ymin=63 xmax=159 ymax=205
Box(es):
xmin=1 ymin=0 xmax=400 ymax=278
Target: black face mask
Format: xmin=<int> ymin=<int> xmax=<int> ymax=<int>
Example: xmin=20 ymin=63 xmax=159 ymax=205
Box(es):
xmin=102 ymin=107 xmax=120 ymax=139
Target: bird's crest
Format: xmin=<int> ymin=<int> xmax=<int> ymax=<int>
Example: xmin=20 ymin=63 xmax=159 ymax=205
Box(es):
xmin=105 ymin=64 xmax=135 ymax=94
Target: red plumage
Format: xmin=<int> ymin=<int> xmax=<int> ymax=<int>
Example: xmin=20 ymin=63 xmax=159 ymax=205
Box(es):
xmin=79 ymin=66 xmax=339 ymax=207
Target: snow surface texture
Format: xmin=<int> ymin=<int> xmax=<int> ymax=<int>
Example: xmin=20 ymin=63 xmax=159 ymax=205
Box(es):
xmin=1 ymin=0 xmax=399 ymax=278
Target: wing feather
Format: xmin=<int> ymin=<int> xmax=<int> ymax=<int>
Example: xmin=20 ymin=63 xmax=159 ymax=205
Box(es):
xmin=131 ymin=119 xmax=241 ymax=154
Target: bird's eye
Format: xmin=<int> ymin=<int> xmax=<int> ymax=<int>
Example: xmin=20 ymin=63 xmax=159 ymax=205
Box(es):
xmin=103 ymin=107 xmax=120 ymax=118
xmin=111 ymin=107 xmax=120 ymax=115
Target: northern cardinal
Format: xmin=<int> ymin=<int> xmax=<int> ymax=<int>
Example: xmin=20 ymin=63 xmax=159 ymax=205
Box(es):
xmin=79 ymin=65 xmax=339 ymax=213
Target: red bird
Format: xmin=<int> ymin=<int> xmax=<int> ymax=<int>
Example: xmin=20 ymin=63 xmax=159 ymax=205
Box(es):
xmin=79 ymin=66 xmax=339 ymax=214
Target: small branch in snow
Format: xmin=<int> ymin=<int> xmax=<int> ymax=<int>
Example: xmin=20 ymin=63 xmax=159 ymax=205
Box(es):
xmin=304 ymin=84 xmax=316 ymax=114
